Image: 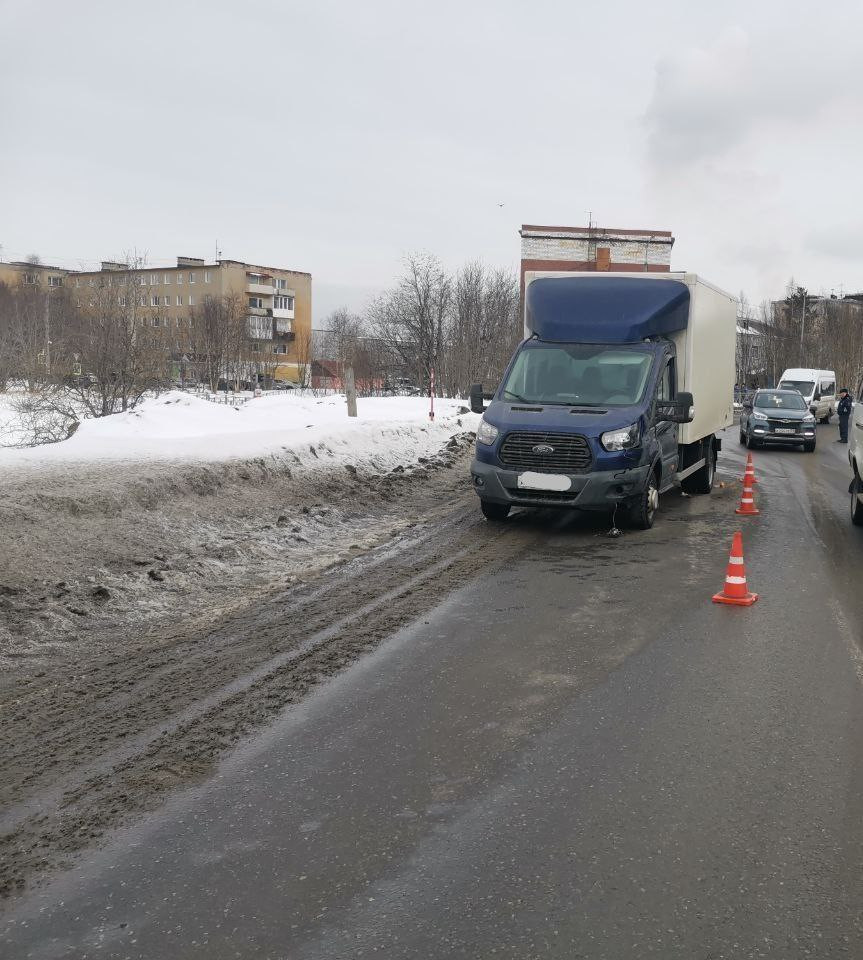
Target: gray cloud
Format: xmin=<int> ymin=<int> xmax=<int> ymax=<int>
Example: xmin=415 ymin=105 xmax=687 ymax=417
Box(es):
xmin=3 ymin=1 xmax=863 ymax=316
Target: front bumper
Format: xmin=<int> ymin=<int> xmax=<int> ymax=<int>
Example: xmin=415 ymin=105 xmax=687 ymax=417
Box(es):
xmin=470 ymin=459 xmax=651 ymax=511
xmin=751 ymin=425 xmax=815 ymax=444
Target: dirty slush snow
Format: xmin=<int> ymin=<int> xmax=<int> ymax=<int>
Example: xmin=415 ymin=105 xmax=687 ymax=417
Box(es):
xmin=0 ymin=391 xmax=478 ymax=665
xmin=0 ymin=391 xmax=487 ymax=897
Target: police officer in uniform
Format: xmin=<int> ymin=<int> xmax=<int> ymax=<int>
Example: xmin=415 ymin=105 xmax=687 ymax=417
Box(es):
xmin=837 ymin=388 xmax=852 ymax=443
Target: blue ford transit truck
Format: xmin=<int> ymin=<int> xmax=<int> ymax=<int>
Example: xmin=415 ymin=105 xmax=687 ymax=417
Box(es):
xmin=470 ymin=272 xmax=736 ymax=529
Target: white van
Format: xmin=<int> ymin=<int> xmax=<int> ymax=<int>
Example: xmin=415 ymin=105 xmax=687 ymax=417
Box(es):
xmin=777 ymin=368 xmax=836 ymax=422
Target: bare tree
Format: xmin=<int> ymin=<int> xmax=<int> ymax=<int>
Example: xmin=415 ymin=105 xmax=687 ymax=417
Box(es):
xmin=293 ymin=328 xmax=314 ymax=388
xmin=368 ymin=253 xmax=451 ymax=393
xmin=443 ymin=261 xmax=519 ymax=396
xmin=59 ymin=261 xmax=170 ymax=416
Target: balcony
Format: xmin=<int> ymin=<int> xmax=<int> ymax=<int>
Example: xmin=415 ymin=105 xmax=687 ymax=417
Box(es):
xmin=247 ymin=281 xmax=275 ymax=296
xmin=275 ymin=318 xmax=293 ymax=334
xmin=273 ymin=307 xmax=295 ymax=321
xmin=247 ymin=316 xmax=273 ymax=340
xmin=247 ymin=306 xmax=272 ymax=317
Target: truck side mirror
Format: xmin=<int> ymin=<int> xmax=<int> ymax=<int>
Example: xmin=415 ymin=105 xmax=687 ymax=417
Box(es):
xmin=470 ymin=383 xmax=486 ymax=414
xmin=656 ymin=391 xmax=694 ymax=424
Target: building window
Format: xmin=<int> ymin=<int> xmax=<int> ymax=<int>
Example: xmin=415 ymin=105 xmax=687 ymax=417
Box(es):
xmin=163 ymin=296 xmax=170 ymax=306
xmin=151 ymin=295 xmax=159 ymax=307
xmin=249 ymin=296 xmax=264 ymax=309
xmin=188 ymin=294 xmax=194 ymax=306
xmin=189 ymin=272 xmax=196 ymax=283
xmin=164 ymin=273 xmax=171 ymax=284
xmin=273 ymin=344 xmax=287 ymax=354
xmin=176 ymin=295 xmax=183 ymax=306
xmin=23 ymin=273 xmax=37 ymax=284
xmin=149 ymin=274 xmax=158 ymax=285
xmin=275 ymin=278 xmax=286 ymax=290
xmin=153 ymin=317 xmax=162 ymax=327
xmin=287 ymin=295 xmax=294 ymax=310
xmin=48 ymin=275 xmax=62 ymax=287
xmin=118 ymin=296 xmax=127 ymax=306
xmin=136 ymin=276 xmax=146 ymax=286
xmin=204 ymin=270 xmax=210 ymax=283
xmin=274 ymin=295 xmax=294 ymax=311
xmin=177 ymin=272 xmax=183 ymax=284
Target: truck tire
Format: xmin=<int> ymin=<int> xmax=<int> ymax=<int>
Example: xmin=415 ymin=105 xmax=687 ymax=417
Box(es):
xmin=480 ymin=500 xmax=510 ymax=521
xmin=851 ymin=474 xmax=863 ymax=526
xmin=681 ymin=440 xmax=716 ymax=495
xmin=821 ymin=410 xmax=832 ymax=424
xmin=745 ymin=431 xmax=759 ymax=450
xmin=628 ymin=469 xmax=659 ymax=530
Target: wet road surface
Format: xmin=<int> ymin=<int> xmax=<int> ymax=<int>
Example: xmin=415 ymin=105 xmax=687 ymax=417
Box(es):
xmin=4 ymin=423 xmax=863 ymax=959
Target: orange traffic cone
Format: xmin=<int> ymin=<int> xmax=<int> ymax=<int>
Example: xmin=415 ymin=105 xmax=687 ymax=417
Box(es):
xmin=744 ymin=452 xmax=758 ymax=485
xmin=712 ymin=531 xmax=759 ymax=606
xmin=735 ymin=476 xmax=760 ymax=515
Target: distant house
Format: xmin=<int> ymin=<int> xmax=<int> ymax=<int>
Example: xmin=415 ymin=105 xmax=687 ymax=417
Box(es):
xmin=311 ymin=359 xmax=344 ymax=390
xmin=310 ymin=359 xmax=385 ymax=393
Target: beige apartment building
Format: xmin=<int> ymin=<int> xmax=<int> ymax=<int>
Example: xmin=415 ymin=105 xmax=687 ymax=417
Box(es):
xmin=0 ymin=260 xmax=71 ymax=289
xmin=1 ymin=255 xmax=312 ymax=384
xmin=72 ymin=256 xmax=312 ymax=383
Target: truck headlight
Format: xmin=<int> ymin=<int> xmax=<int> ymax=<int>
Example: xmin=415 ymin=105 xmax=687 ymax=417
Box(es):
xmin=476 ymin=418 xmax=499 ymax=445
xmin=751 ymin=410 xmax=767 ymax=420
xmin=601 ymin=422 xmax=640 ymax=452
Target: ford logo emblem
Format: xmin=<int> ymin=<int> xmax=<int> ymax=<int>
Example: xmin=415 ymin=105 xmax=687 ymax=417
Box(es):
xmin=532 ymin=443 xmax=554 ymax=454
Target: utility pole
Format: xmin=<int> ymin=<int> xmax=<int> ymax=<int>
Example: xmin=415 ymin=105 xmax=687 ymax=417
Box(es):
xmin=345 ymin=365 xmax=357 ymax=417
xmin=799 ymin=292 xmax=807 ymax=360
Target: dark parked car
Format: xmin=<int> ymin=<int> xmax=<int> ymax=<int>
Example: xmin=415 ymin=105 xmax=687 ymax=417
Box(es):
xmin=739 ymin=388 xmax=817 ymax=452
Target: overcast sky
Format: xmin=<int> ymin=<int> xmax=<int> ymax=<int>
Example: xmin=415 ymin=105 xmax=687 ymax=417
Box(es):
xmin=2 ymin=0 xmax=862 ymax=321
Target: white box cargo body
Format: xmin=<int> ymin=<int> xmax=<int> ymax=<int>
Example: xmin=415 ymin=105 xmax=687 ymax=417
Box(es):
xmin=522 ymin=270 xmax=736 ymax=445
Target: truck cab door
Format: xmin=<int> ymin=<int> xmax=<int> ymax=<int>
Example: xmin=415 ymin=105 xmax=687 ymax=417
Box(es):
xmin=654 ymin=359 xmax=678 ymax=486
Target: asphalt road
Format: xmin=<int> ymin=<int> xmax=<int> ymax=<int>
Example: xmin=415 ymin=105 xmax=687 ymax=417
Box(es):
xmin=4 ymin=422 xmax=863 ymax=959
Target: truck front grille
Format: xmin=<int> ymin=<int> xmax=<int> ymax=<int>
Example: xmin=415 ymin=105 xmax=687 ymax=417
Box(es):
xmin=499 ymin=431 xmax=592 ymax=472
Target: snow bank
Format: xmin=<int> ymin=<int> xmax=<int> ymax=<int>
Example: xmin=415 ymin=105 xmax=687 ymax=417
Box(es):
xmin=0 ymin=391 xmax=479 ymax=471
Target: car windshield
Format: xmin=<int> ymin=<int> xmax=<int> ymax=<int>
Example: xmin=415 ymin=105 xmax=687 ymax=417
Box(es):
xmin=778 ymin=379 xmax=815 ymax=397
xmin=754 ymin=391 xmax=807 ymax=411
xmin=502 ymin=342 xmax=653 ymax=406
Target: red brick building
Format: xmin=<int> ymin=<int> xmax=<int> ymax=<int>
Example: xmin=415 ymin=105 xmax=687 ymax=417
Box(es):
xmin=519 ymin=224 xmax=674 ymax=298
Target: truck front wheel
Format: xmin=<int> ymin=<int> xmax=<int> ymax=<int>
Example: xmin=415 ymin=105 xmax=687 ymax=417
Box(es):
xmin=480 ymin=500 xmax=510 ymax=521
xmin=628 ymin=470 xmax=659 ymax=530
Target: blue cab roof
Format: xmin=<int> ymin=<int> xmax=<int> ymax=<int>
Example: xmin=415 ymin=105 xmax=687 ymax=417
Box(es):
xmin=526 ymin=276 xmax=690 ymax=344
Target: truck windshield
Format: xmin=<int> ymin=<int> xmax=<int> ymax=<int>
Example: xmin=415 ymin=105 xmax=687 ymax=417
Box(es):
xmin=778 ymin=379 xmax=815 ymax=397
xmin=502 ymin=342 xmax=654 ymax=406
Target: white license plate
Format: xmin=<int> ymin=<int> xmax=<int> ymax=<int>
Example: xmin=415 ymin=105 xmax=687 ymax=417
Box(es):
xmin=517 ymin=472 xmax=572 ymax=492
xmin=775 ymin=428 xmax=796 ymax=434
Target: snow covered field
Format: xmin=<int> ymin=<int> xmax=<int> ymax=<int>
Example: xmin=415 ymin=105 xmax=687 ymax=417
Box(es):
xmin=0 ymin=391 xmax=477 ymax=470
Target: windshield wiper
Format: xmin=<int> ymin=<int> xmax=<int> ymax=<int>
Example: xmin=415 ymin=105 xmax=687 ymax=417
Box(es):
xmin=503 ymin=390 xmax=534 ymax=403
